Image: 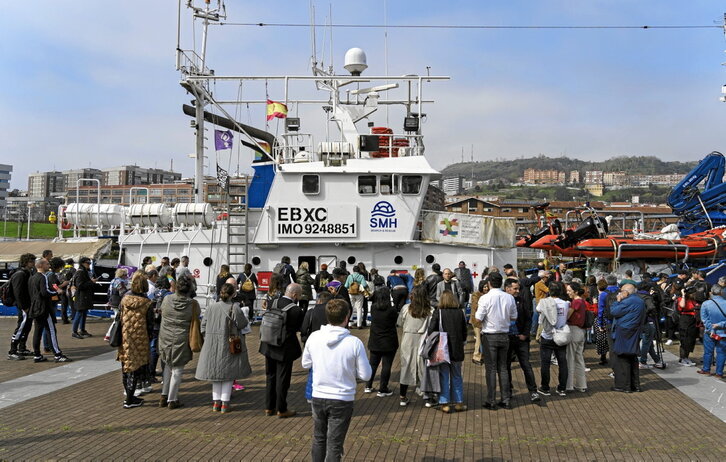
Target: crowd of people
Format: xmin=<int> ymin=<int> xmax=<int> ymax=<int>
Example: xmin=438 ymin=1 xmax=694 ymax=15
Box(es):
xmin=5 ymin=252 xmax=726 ymax=461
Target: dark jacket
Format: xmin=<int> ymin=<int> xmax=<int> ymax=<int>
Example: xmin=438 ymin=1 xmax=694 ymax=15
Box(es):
xmin=300 ymin=302 xmax=328 ymax=343
xmin=215 ymin=274 xmax=232 ymax=299
xmin=518 ymin=274 xmax=540 ymax=313
xmin=259 ymin=296 xmax=304 ymax=362
xmin=425 ymin=273 xmax=443 ymax=307
xmin=454 ymin=267 xmax=474 ymax=292
xmin=29 ymin=272 xmax=54 ymax=319
xmin=314 ymin=270 xmax=332 ymax=292
xmin=427 ymin=307 xmax=468 ymax=362
xmin=279 ymin=263 xmax=296 ymax=291
xmin=331 ymin=285 xmax=353 ymax=315
xmin=74 ymin=268 xmax=97 ymax=311
xmin=296 ymin=268 xmax=315 ymax=301
xmin=236 ymin=272 xmax=258 ymax=301
xmin=368 ymin=305 xmax=399 ymax=353
xmin=512 ymin=295 xmax=532 ymax=338
xmin=10 ymin=268 xmax=31 ymax=311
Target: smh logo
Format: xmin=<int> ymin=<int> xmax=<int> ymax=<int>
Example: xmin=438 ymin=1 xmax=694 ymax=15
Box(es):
xmin=370 ymin=201 xmax=397 ymax=231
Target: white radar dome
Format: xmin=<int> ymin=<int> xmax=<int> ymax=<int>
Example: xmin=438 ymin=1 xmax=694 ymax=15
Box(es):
xmin=344 ymin=48 xmax=368 ymax=76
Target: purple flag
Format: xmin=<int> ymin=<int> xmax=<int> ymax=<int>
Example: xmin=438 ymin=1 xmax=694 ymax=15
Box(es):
xmin=214 ymin=129 xmax=233 ymax=150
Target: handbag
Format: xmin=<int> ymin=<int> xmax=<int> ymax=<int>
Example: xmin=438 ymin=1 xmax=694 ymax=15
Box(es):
xmin=189 ymin=301 xmax=203 ymax=353
xmin=553 ymin=323 xmax=572 ymax=346
xmin=109 ymin=310 xmax=123 ymax=348
xmin=427 ymin=309 xmax=451 ymax=366
xmin=228 ymin=305 xmax=242 ymax=354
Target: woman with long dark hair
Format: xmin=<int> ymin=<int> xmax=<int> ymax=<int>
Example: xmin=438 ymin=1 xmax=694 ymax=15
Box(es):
xmin=565 ymin=281 xmax=587 ymax=392
xmin=677 ymin=285 xmax=699 ymax=366
xmin=397 ymin=286 xmax=432 ymax=406
xmin=365 ymin=287 xmax=399 ymax=397
xmin=427 ymin=290 xmax=468 ymax=413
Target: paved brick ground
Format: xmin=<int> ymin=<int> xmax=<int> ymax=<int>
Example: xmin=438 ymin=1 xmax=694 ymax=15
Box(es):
xmin=1 ymin=317 xmax=725 ymax=461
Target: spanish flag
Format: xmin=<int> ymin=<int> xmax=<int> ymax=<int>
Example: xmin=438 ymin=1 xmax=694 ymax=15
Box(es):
xmin=266 ymin=99 xmax=288 ymax=120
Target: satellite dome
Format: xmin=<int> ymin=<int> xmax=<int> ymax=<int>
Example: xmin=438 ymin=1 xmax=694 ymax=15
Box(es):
xmin=344 ymin=48 xmax=368 ymax=76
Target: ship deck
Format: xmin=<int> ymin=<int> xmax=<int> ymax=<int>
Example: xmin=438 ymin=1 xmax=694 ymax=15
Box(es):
xmin=0 ymin=316 xmax=725 ymax=461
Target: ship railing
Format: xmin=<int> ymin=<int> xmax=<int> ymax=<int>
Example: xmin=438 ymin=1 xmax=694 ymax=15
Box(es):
xmin=370 ymin=132 xmax=424 ymax=158
xmin=177 ymin=49 xmax=212 ymax=77
xmin=275 ymin=133 xmax=316 ymax=163
xmin=274 ymin=132 xmax=425 ymax=165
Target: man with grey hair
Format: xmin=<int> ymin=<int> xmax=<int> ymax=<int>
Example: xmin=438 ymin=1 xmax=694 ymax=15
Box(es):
xmin=28 ymin=258 xmax=70 ymax=363
xmin=609 ymin=284 xmax=646 ymax=392
xmin=436 ymin=268 xmax=462 ymax=308
xmin=260 ymin=283 xmax=304 ymax=418
xmin=699 ymin=283 xmax=726 ymax=377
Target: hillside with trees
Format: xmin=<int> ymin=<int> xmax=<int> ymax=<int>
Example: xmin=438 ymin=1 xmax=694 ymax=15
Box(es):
xmin=441 ymin=155 xmax=697 ymax=183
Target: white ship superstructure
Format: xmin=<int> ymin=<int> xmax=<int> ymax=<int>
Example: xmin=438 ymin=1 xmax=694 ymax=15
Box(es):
xmin=56 ymin=0 xmax=516 ymax=306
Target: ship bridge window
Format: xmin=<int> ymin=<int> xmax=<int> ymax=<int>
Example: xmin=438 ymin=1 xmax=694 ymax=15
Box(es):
xmin=380 ymin=175 xmax=399 ymax=195
xmin=358 ymin=176 xmax=377 ymax=195
xmin=402 ymin=176 xmax=422 ymax=195
xmin=302 ymin=175 xmax=320 ymax=195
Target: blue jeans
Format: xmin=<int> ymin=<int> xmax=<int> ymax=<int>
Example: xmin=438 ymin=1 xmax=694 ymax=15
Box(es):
xmin=702 ymin=334 xmax=726 ymax=375
xmin=305 ymin=369 xmax=314 ymax=400
xmin=438 ymin=361 xmax=463 ymax=404
xmin=149 ymin=329 xmax=160 ymax=376
xmin=639 ymin=323 xmax=661 ymax=364
xmin=311 ymin=398 xmax=354 ymax=462
xmin=72 ymin=310 xmax=87 ymax=333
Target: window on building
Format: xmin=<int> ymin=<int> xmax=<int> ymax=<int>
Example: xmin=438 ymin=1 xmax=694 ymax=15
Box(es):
xmin=482 ymin=207 xmax=493 ymax=212
xmin=358 ymin=176 xmax=377 ymax=195
xmin=380 ymin=175 xmax=398 ymax=195
xmin=502 ymin=208 xmax=512 ymax=213
xmin=302 ymin=175 xmax=320 ymax=195
xmin=518 ymin=208 xmax=529 ymax=213
xmin=401 ymin=175 xmax=422 ymax=195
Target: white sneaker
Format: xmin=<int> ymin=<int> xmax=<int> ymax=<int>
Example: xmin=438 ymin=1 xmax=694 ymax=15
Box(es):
xmin=608 ymin=372 xmax=615 ymax=378
xmin=584 ymin=368 xmax=591 ymax=372
xmin=364 ymin=387 xmax=374 ymax=393
xmin=665 ymin=339 xmax=673 ymax=346
xmin=680 ymin=359 xmax=695 ymax=367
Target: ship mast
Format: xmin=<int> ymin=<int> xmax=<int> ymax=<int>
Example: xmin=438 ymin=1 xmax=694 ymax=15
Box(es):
xmin=177 ymin=0 xmax=226 ymax=202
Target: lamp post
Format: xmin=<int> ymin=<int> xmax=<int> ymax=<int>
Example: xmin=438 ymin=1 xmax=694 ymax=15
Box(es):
xmin=27 ymin=202 xmax=33 ymax=240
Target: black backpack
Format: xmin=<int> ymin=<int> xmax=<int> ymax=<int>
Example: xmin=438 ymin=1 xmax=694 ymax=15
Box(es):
xmin=692 ymin=281 xmax=708 ymax=304
xmin=603 ymin=289 xmax=619 ymax=321
xmin=582 ymin=309 xmax=595 ymax=329
xmin=0 ymin=279 xmax=15 ymax=307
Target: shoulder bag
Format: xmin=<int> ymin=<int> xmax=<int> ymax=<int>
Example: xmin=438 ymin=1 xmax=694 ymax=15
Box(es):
xmin=189 ymin=301 xmax=203 ymax=353
xmin=228 ymin=304 xmax=243 ymax=354
xmin=109 ymin=310 xmax=123 ymax=348
xmin=427 ymin=309 xmax=451 ymax=366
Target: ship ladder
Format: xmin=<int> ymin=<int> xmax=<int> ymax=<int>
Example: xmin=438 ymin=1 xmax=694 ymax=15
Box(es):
xmin=226 ymin=177 xmax=249 ymax=279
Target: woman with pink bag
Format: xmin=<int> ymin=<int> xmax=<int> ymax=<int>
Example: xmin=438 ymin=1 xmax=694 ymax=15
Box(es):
xmin=426 ymin=290 xmax=468 ymax=413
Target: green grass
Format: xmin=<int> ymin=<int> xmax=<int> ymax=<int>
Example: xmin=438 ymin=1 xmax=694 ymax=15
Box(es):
xmin=0 ymin=221 xmax=73 ymax=239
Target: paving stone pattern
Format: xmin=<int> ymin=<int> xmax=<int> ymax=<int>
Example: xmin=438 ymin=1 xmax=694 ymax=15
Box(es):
xmin=0 ymin=317 xmax=725 ymax=461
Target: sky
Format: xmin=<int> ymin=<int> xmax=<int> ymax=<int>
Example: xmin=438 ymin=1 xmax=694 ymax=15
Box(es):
xmin=1 ymin=0 xmax=725 ymax=189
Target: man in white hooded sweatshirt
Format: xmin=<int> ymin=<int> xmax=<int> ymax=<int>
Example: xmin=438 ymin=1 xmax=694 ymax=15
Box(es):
xmin=302 ymin=299 xmax=372 ymax=462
